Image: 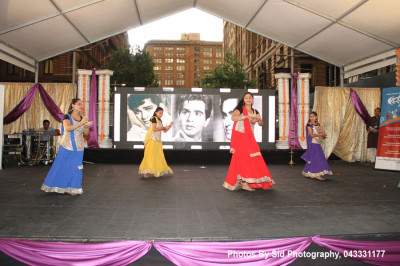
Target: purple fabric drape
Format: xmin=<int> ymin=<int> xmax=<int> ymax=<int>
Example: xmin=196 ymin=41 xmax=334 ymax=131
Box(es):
xmin=3 ymin=83 xmax=64 ymax=124
xmin=0 ymin=239 xmax=152 ymax=266
xmin=87 ymin=69 xmax=100 ymax=148
xmin=350 ymin=88 xmax=371 ymax=124
xmin=38 ymin=84 xmax=64 ymax=122
xmin=289 ymin=73 xmax=302 ymax=149
xmin=2 ymin=237 xmax=400 ymax=265
xmin=154 ymin=237 xmax=312 ymax=266
xmin=313 ymin=235 xmax=400 ymax=266
xmin=3 ymin=84 xmax=39 ymax=125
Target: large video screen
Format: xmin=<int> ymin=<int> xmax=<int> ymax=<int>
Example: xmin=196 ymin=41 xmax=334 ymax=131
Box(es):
xmin=114 ymin=87 xmax=276 ymax=150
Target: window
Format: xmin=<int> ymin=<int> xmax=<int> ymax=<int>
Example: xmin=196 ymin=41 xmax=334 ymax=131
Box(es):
xmin=154 ymin=65 xmax=162 ymax=71
xmin=194 ymin=65 xmax=200 ymax=71
xmin=216 ymin=48 xmax=222 ymax=57
xmin=177 ymin=65 xmax=185 ymax=71
xmin=177 ymin=59 xmax=185 ymax=63
xmin=203 ymin=59 xmax=212 ymax=64
xmin=194 ymin=73 xmax=200 ymax=79
xmin=165 ymin=65 xmax=173 ymax=70
xmin=203 ymin=66 xmax=212 ymax=70
xmin=7 ymin=63 xmax=19 ymax=75
xmin=154 ymin=47 xmax=162 ymax=50
xmin=177 ymin=47 xmax=185 ymax=51
xmin=165 ymin=80 xmax=173 ymax=86
xmin=204 ymin=48 xmax=212 ymax=57
xmin=176 ymin=80 xmax=185 ymax=86
xmin=157 ymin=80 xmax=162 ymax=86
xmin=165 ymin=73 xmax=173 ymax=79
xmin=154 ymin=52 xmax=162 ymax=57
xmin=153 ymin=59 xmax=162 ymax=63
xmin=177 ymin=72 xmax=185 ymax=79
xmin=165 ymin=53 xmax=173 ymax=57
xmin=165 ymin=47 xmax=173 ymax=51
xmin=177 ymin=52 xmax=185 ymax=57
xmin=194 ymin=47 xmax=200 ymax=57
xmin=194 ymin=59 xmax=200 ymax=64
xmin=216 ymin=59 xmax=222 ymax=65
xmin=165 ymin=58 xmax=174 ymax=63
xmin=155 ymin=73 xmax=162 ymax=79
xmin=44 ymin=59 xmax=53 ymax=74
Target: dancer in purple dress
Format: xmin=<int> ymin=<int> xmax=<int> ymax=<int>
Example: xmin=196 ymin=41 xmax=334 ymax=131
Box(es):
xmin=301 ymin=112 xmax=332 ymax=180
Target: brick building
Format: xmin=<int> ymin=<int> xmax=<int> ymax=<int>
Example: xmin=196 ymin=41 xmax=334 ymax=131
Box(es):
xmin=223 ymin=21 xmax=340 ymax=91
xmin=144 ymin=33 xmax=223 ymax=88
xmin=0 ymin=32 xmax=129 ymax=83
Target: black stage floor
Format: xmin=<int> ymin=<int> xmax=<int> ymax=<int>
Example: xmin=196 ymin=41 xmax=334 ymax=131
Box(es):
xmin=0 ymin=156 xmax=399 ymax=265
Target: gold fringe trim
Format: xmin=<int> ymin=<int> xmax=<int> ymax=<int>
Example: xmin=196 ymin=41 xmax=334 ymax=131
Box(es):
xmin=302 ymin=170 xmax=332 ymax=178
xmin=250 ymin=152 xmax=261 ymax=157
xmin=40 ymin=184 xmax=83 ymax=194
xmin=223 ymin=181 xmax=241 ymax=190
xmin=222 ymin=175 xmax=275 ymax=191
xmin=138 ymin=169 xmax=173 ymax=177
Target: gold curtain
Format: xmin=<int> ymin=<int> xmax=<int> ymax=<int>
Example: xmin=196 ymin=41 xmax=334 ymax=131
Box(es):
xmin=3 ymin=83 xmax=76 ymax=135
xmin=313 ymin=87 xmax=381 ymax=162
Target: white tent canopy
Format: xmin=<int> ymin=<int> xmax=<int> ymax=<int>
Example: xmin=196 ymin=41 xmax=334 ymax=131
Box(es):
xmin=1 ymin=0 xmax=399 ymax=78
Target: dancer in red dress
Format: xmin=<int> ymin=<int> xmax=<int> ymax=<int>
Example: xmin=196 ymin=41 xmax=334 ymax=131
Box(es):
xmin=223 ymin=92 xmax=275 ymax=191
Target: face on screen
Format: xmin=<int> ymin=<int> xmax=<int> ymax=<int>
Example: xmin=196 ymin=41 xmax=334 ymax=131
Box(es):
xmin=179 ymin=100 xmax=208 ymax=138
xmin=133 ymin=98 xmax=158 ymax=128
xmin=222 ymin=98 xmax=237 ymax=141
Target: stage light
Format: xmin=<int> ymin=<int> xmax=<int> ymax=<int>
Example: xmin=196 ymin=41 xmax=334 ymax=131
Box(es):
xmin=134 ymin=145 xmax=145 ymax=149
xmin=114 ymin=93 xmax=121 ymax=142
xmin=269 ymin=96 xmax=275 ymax=143
xmin=219 ymin=145 xmax=230 ymax=150
xmin=191 ymin=145 xmax=202 ymax=150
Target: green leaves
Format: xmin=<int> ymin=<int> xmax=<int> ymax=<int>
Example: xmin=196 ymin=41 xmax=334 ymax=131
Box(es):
xmin=201 ymin=51 xmax=257 ymax=89
xmin=107 ymin=48 xmax=158 ymax=87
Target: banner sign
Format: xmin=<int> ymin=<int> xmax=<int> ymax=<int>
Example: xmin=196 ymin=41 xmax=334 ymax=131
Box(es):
xmin=376 ymin=87 xmax=400 ymax=171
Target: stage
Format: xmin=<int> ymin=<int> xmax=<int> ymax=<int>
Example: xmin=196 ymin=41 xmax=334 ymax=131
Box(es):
xmin=0 ymin=156 xmax=399 ymax=265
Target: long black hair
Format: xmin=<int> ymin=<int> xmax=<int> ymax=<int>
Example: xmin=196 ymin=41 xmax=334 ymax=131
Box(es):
xmin=68 ymin=98 xmax=81 ymax=114
xmin=234 ymin=92 xmax=254 ymax=111
xmin=308 ymin=111 xmax=320 ymax=126
xmin=151 ymin=107 xmax=163 ymax=122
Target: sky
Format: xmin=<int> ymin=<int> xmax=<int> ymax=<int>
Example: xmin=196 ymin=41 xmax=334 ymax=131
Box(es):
xmin=128 ymin=8 xmax=223 ymax=50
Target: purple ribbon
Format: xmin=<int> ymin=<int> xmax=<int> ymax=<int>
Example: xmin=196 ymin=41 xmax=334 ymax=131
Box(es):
xmin=289 ymin=73 xmax=302 ymax=149
xmin=86 ymin=69 xmax=100 ymax=148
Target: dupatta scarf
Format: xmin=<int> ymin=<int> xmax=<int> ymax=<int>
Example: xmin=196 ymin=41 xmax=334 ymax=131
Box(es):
xmin=143 ymin=116 xmax=159 ymax=145
xmin=230 ymin=106 xmax=261 ymax=157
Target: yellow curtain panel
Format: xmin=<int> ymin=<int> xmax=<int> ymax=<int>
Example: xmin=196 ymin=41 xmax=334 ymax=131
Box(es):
xmin=3 ymin=83 xmax=76 ymax=135
xmin=313 ymin=87 xmax=381 ymax=162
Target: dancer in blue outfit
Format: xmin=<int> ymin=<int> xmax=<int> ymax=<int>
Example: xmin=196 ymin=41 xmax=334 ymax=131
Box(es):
xmin=301 ymin=112 xmax=332 ymax=180
xmin=41 ymin=98 xmax=92 ymax=195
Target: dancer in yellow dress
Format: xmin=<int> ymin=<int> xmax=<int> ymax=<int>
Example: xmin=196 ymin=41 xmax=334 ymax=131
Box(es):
xmin=139 ymin=107 xmax=174 ymax=178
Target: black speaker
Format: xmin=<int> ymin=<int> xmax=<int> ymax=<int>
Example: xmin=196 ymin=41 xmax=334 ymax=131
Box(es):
xmin=2 ymin=154 xmax=21 ymax=168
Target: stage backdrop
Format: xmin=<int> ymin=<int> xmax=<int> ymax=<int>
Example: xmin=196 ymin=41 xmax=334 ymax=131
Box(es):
xmin=2 ymin=83 xmax=76 ymax=134
xmin=0 ymin=84 xmax=4 ymax=170
xmin=313 ymin=87 xmax=381 ymax=162
xmin=114 ymin=87 xmax=276 ymax=150
xmin=376 ymin=87 xmax=400 ymax=171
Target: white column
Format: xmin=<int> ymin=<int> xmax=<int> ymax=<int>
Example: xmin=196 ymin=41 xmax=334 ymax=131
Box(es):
xmin=96 ymin=69 xmax=113 ymax=148
xmin=297 ymin=73 xmax=311 ymax=149
xmin=275 ymin=73 xmax=291 ymax=149
xmin=77 ymin=69 xmax=92 ymax=119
